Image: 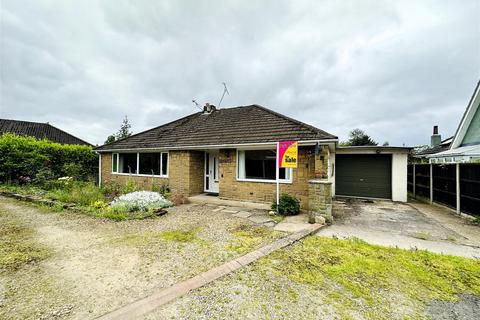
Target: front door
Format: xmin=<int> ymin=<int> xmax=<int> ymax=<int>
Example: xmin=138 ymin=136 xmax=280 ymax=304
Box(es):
xmin=204 ymin=151 xmax=219 ymax=193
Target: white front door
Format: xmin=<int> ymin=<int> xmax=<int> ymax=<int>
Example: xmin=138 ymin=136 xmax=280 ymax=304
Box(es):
xmin=204 ymin=151 xmax=219 ymax=193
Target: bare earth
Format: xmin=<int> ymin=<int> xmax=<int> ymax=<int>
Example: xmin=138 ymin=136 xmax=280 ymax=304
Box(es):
xmin=0 ymin=197 xmax=283 ymax=320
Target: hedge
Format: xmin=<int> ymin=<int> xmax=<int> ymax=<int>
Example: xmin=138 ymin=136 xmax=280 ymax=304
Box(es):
xmin=0 ymin=133 xmax=98 ymax=182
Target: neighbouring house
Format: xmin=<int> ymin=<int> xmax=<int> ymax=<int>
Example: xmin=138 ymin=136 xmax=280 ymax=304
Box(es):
xmin=94 ymin=104 xmax=410 ymax=213
xmin=412 ymin=125 xmax=452 ymax=162
xmin=427 ymin=80 xmax=480 ymax=163
xmin=0 ymin=119 xmax=91 ymax=146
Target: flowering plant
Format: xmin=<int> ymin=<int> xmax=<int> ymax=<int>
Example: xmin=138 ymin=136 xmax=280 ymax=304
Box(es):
xmin=110 ymin=191 xmax=172 ymax=212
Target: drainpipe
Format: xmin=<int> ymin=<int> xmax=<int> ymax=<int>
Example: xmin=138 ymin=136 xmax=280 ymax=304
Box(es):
xmin=98 ymin=152 xmax=102 ymax=187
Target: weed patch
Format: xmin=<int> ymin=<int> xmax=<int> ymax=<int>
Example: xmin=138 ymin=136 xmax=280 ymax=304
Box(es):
xmin=226 ymin=224 xmax=279 ymax=254
xmin=0 ymin=211 xmax=50 ymax=272
xmin=258 ymin=236 xmax=480 ymax=319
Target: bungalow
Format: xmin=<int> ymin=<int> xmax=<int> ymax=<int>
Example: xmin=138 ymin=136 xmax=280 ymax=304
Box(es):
xmin=0 ymin=119 xmax=91 ymax=146
xmin=94 ymin=105 xmax=410 ymax=213
xmin=427 ymin=80 xmax=480 ymax=163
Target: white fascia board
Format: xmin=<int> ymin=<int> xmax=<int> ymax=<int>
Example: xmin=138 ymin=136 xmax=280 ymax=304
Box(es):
xmin=94 ymin=139 xmax=338 ymax=152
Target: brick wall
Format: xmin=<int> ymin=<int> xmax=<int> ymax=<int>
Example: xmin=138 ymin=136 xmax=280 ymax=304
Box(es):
xmin=100 ymin=151 xmax=204 ymax=196
xmin=218 ymin=147 xmax=316 ymax=210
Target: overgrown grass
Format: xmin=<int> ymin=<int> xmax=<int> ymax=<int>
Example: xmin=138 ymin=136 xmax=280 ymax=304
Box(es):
xmin=256 ymin=236 xmax=480 ymax=318
xmin=0 ymin=210 xmax=50 ymax=273
xmin=113 ymin=227 xmax=202 ymax=247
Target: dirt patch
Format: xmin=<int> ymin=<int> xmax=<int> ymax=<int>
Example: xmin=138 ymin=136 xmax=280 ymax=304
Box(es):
xmin=0 ymin=197 xmax=283 ymax=319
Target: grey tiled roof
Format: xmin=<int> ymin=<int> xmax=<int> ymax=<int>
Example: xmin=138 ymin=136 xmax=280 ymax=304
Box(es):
xmin=0 ymin=119 xmax=91 ymax=146
xmin=95 ymin=105 xmax=337 ymax=151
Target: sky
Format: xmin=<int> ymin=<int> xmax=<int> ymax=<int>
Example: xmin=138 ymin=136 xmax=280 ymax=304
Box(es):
xmin=1 ymin=0 xmax=479 ymax=147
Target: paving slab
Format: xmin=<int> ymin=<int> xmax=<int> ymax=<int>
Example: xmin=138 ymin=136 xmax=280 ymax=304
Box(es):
xmin=232 ymin=211 xmax=254 ymax=218
xmin=248 ymin=215 xmax=274 ymax=224
xmin=222 ymin=209 xmax=239 ymax=214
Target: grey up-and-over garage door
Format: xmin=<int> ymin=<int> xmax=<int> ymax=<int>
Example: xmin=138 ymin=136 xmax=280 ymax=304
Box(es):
xmin=335 ymin=154 xmax=392 ymax=199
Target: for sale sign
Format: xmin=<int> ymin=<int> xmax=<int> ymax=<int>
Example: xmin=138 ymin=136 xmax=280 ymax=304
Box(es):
xmin=278 ymin=141 xmax=298 ymax=168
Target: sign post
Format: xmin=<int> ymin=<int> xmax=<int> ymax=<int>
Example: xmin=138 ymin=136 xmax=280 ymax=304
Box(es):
xmin=276 ymin=141 xmax=298 ymax=213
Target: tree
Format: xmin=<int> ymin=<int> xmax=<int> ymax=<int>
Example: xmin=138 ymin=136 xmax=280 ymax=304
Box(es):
xmin=382 ymin=141 xmax=389 ymax=146
xmin=341 ymin=129 xmax=378 ymax=146
xmin=116 ymin=115 xmax=132 ymax=140
xmin=104 ymin=116 xmax=132 ymax=144
xmin=104 ymin=135 xmax=116 ymax=144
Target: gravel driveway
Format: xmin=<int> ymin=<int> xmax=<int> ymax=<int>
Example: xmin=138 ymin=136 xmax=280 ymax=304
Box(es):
xmin=0 ymin=197 xmax=283 ymax=320
xmin=317 ymin=198 xmax=480 ymax=258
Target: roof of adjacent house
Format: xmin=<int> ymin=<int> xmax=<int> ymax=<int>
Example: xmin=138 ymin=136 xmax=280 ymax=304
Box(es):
xmin=450 ymin=80 xmax=480 ymax=149
xmin=0 ymin=119 xmax=91 ymax=146
xmin=413 ymin=137 xmax=453 ymax=157
xmin=95 ymin=104 xmax=337 ymax=151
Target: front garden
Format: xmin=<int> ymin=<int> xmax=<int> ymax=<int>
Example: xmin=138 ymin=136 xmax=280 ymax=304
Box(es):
xmin=0 ymin=179 xmax=173 ymax=221
xmin=0 ymin=133 xmax=174 ymax=220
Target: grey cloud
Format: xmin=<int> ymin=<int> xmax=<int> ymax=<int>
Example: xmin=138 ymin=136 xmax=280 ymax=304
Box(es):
xmin=1 ymin=0 xmax=479 ymax=146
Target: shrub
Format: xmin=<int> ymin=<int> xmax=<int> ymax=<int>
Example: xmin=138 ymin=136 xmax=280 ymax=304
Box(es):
xmin=0 ymin=133 xmax=97 ymax=182
xmin=110 ymin=191 xmax=172 ymax=213
xmin=271 ymin=193 xmax=300 ymax=216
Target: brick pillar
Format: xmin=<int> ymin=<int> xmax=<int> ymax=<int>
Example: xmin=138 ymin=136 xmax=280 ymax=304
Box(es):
xmin=314 ymin=146 xmax=329 ymax=179
xmin=308 ymin=180 xmax=332 ymax=224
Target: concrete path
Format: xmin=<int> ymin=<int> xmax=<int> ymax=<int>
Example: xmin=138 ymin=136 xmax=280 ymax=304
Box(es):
xmin=317 ymin=199 xmax=480 ymax=259
xmin=97 ymin=224 xmax=323 ymax=320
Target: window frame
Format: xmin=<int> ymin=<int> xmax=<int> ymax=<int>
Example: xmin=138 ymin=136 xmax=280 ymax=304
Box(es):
xmin=236 ymin=149 xmax=292 ymax=184
xmin=111 ymin=151 xmax=169 ymax=178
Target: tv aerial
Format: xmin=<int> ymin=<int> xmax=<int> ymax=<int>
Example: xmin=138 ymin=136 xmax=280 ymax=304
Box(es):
xmin=218 ymin=82 xmax=230 ymax=107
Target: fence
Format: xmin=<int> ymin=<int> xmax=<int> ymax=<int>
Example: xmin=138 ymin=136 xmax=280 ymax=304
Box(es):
xmin=408 ymin=163 xmax=480 ymax=217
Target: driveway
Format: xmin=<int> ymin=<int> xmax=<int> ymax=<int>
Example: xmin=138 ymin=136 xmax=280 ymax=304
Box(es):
xmin=317 ymin=198 xmax=480 ymax=258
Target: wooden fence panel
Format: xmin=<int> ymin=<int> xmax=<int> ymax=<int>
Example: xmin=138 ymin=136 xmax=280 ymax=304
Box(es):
xmin=414 ymin=164 xmax=430 ymax=199
xmin=460 ymin=164 xmax=480 ymax=217
xmin=432 ymin=164 xmax=456 ymax=209
xmin=407 ymin=164 xmax=413 ymax=193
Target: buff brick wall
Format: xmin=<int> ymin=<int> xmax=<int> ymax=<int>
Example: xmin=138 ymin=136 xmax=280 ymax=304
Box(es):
xmin=218 ymin=147 xmax=316 ymax=210
xmin=100 ymin=151 xmax=204 ymax=196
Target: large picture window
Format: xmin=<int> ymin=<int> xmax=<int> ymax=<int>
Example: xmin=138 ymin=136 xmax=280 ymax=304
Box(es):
xmin=111 ymin=152 xmax=168 ymax=177
xmin=119 ymin=153 xmax=137 ymax=174
xmin=237 ymin=150 xmax=291 ymax=182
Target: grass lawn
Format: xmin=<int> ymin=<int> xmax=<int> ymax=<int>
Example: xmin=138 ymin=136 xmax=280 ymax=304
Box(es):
xmin=157 ymin=236 xmax=480 ymax=320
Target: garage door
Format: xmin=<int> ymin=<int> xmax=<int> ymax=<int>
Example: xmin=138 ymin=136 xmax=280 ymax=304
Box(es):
xmin=336 ymin=154 xmax=392 ymax=199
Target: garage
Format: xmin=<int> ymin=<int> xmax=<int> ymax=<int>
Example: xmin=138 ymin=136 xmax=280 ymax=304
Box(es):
xmin=334 ymin=147 xmax=411 ymax=202
xmin=336 ymin=154 xmax=392 ymax=199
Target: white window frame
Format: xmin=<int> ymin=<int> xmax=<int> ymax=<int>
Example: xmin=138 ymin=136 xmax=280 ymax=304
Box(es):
xmin=236 ymin=149 xmax=292 ymax=184
xmin=111 ymin=151 xmax=169 ymax=178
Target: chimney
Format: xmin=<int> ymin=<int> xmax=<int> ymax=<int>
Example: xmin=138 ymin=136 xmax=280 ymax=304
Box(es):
xmin=203 ymin=103 xmax=216 ymax=114
xmin=431 ymin=125 xmax=441 ymax=147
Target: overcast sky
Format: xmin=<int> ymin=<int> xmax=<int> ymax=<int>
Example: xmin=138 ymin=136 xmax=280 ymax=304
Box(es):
xmin=1 ymin=1 xmax=479 ymax=146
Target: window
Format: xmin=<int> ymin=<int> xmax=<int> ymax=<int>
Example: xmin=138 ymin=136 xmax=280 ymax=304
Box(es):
xmin=111 ymin=152 xmax=168 ymax=177
xmin=161 ymin=152 xmax=168 ymax=176
xmin=139 ymin=153 xmax=160 ymax=175
xmin=118 ymin=153 xmax=138 ymax=174
xmin=112 ymin=153 xmax=118 ymax=172
xmin=237 ymin=150 xmax=291 ymax=182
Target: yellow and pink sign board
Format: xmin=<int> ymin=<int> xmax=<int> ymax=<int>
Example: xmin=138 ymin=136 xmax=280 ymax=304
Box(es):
xmin=278 ymin=141 xmax=298 ymax=168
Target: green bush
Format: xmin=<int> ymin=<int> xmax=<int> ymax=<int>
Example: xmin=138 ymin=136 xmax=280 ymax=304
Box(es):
xmin=0 ymin=133 xmax=97 ymax=182
xmin=272 ymin=193 xmax=301 ymax=216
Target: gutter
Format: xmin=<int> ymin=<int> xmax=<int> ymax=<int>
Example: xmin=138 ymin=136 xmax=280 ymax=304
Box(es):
xmin=94 ymin=139 xmax=338 ymax=153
